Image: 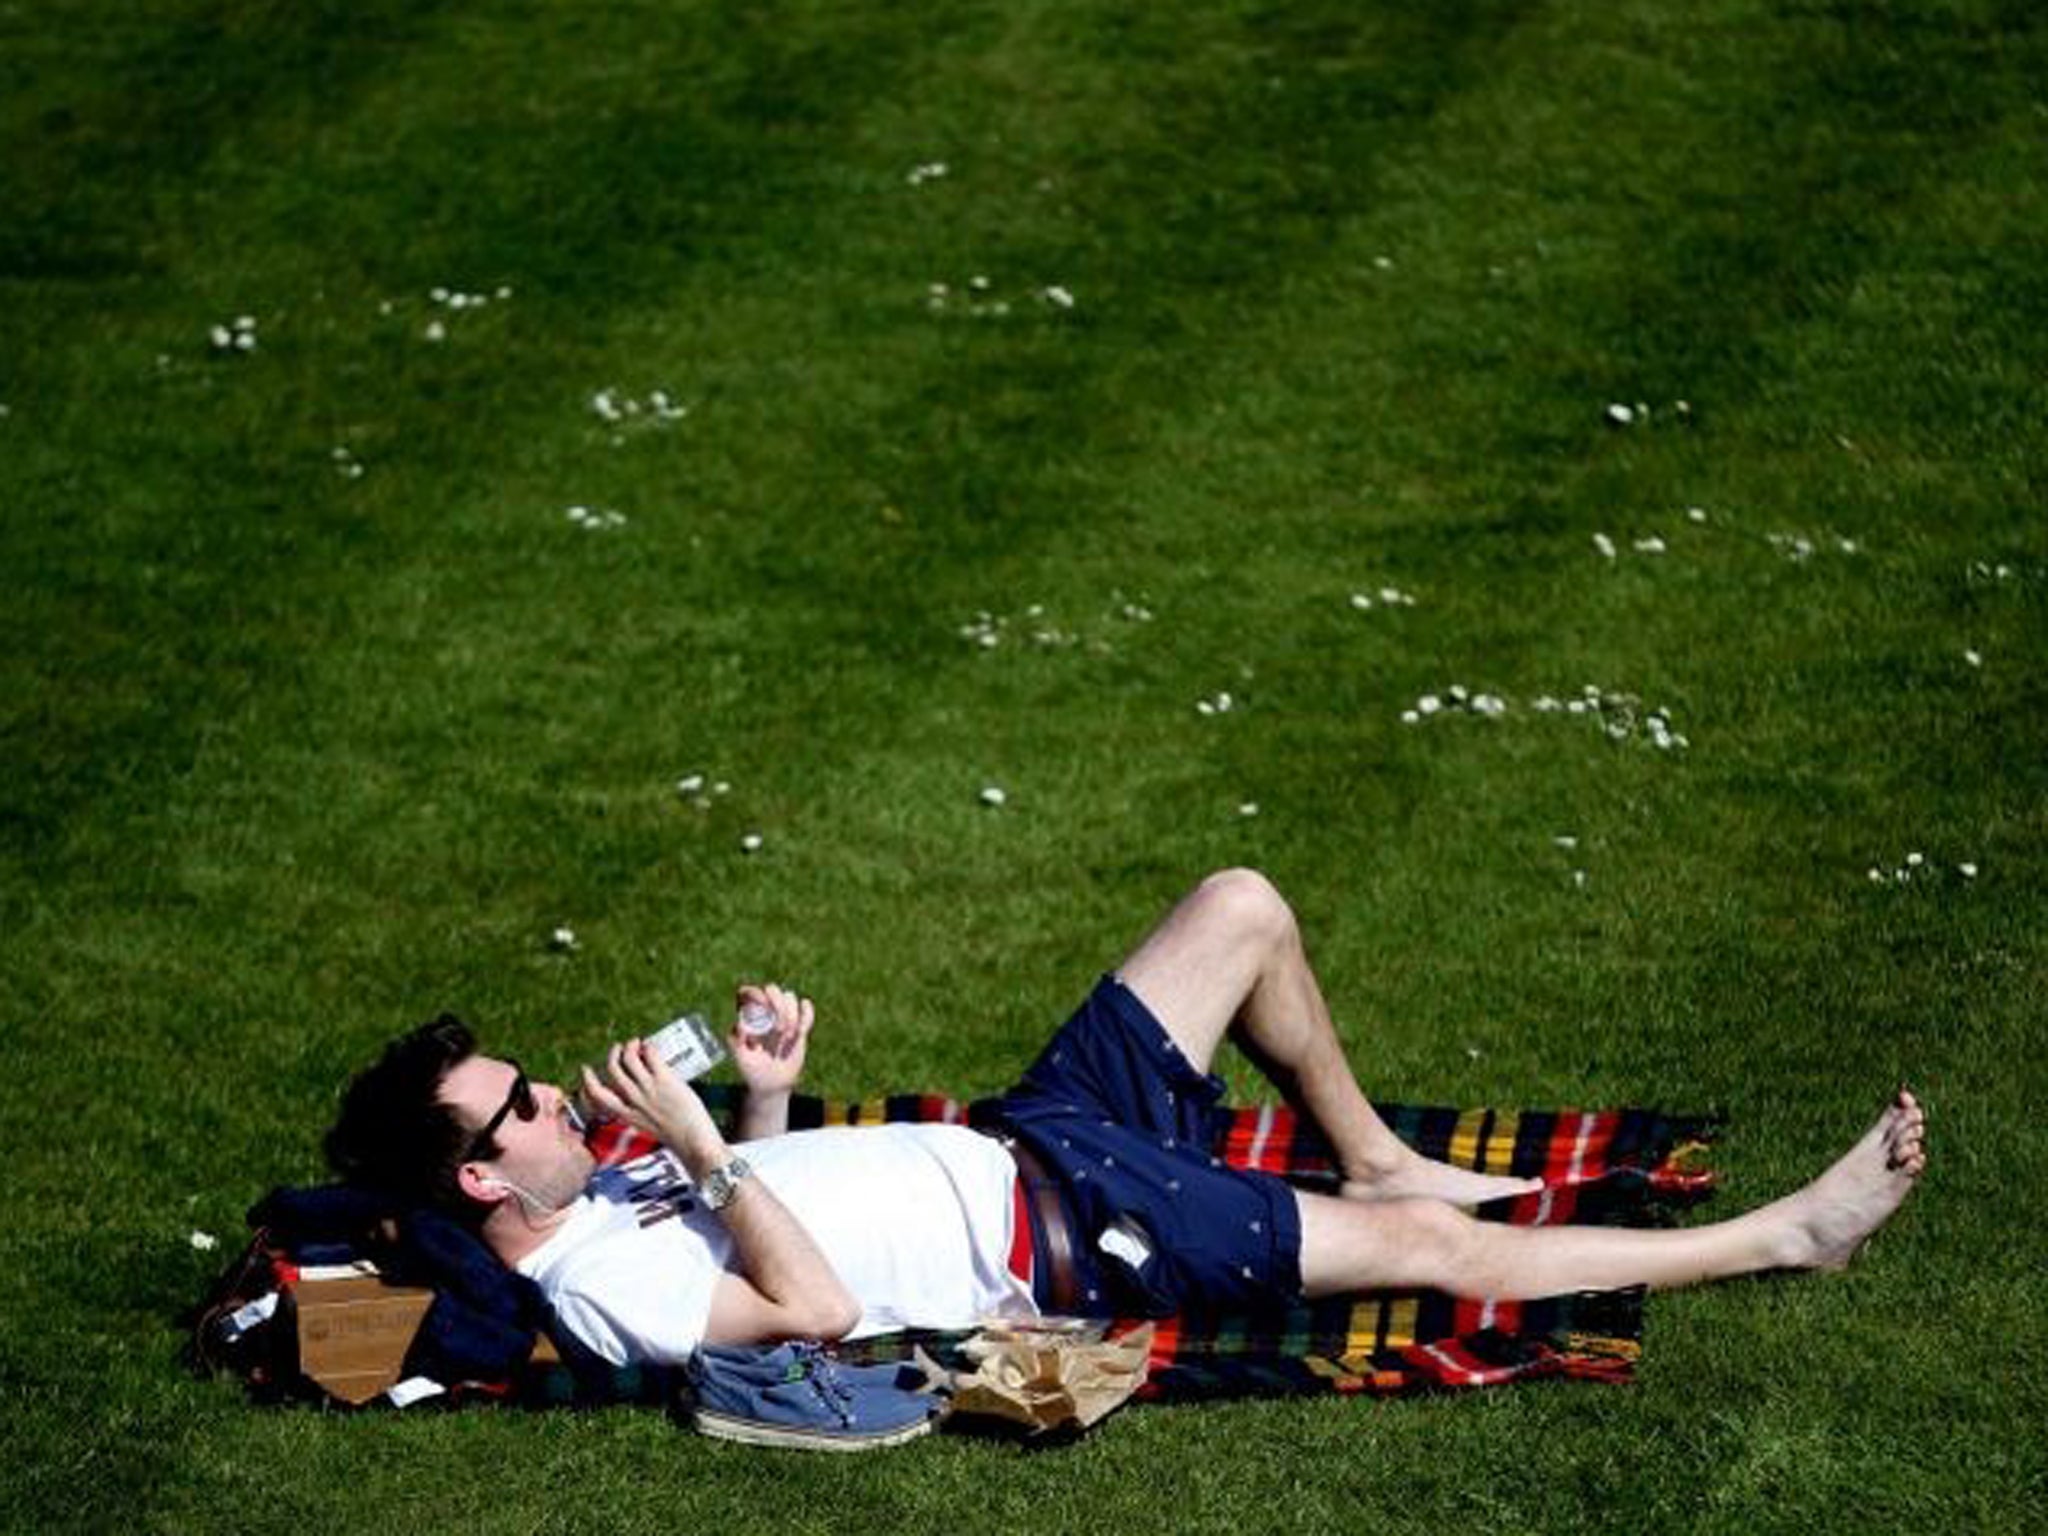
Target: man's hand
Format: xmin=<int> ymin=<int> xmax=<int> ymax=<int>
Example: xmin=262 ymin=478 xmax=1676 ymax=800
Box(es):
xmin=733 ymin=982 xmax=812 ymax=1094
xmin=732 ymin=982 xmax=812 ymax=1142
xmin=580 ymin=1039 xmax=728 ymax=1174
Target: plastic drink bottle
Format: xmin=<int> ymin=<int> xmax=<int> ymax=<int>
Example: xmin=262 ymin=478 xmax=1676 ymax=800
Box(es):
xmin=568 ymin=1012 xmax=726 ymax=1133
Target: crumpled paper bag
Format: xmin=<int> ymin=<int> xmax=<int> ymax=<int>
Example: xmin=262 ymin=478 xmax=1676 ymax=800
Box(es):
xmin=920 ymin=1320 xmax=1155 ymax=1434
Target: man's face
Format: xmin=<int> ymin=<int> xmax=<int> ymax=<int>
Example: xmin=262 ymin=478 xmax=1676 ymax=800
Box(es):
xmin=440 ymin=1053 xmax=595 ymax=1215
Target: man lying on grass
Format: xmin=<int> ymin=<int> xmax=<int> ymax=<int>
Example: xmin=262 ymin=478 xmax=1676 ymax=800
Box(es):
xmin=326 ymin=869 xmax=1926 ymax=1366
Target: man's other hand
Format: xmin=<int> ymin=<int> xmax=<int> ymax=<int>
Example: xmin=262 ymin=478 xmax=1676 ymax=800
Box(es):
xmin=732 ymin=982 xmax=813 ymax=1097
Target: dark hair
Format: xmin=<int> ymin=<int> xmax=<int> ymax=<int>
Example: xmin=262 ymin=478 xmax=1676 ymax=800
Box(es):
xmin=325 ymin=1014 xmax=494 ymax=1220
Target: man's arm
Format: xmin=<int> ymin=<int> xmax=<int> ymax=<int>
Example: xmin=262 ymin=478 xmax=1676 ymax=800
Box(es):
xmin=585 ymin=1039 xmax=859 ymax=1346
xmin=731 ymin=982 xmax=812 ymax=1142
xmin=698 ymin=1178 xmax=860 ymax=1345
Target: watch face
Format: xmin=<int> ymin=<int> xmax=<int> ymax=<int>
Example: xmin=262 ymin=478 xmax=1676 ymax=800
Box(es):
xmin=703 ymin=1157 xmax=749 ymax=1209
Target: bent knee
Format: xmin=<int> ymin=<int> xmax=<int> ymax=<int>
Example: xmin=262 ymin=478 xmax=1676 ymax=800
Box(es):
xmin=1192 ymin=867 xmax=1297 ymax=947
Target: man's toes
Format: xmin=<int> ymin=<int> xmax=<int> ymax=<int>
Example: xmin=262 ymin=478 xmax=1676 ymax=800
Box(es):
xmin=1887 ymin=1126 xmax=1927 ymax=1173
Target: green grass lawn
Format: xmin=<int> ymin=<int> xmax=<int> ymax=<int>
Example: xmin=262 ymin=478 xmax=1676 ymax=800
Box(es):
xmin=4 ymin=0 xmax=2044 ymax=1530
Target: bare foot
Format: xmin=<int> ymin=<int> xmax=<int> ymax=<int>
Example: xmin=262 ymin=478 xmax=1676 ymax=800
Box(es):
xmin=1776 ymin=1089 xmax=1927 ymax=1271
xmin=1342 ymin=1154 xmax=1544 ymax=1209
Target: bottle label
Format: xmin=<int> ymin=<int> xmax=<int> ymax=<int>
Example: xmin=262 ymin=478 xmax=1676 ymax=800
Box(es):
xmin=648 ymin=1012 xmax=726 ymax=1080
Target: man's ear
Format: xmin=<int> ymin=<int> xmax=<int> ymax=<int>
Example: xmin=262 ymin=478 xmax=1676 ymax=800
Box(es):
xmin=457 ymin=1162 xmax=507 ymax=1204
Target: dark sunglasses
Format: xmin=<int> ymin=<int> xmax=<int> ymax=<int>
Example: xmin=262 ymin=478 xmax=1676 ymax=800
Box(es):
xmin=469 ymin=1061 xmax=538 ymax=1156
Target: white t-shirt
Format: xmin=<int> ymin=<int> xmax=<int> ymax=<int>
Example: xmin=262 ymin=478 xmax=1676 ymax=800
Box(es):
xmin=517 ymin=1123 xmax=1037 ymax=1365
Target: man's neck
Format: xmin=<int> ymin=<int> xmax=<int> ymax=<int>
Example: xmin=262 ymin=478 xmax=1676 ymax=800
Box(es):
xmin=481 ymin=1198 xmax=576 ymax=1269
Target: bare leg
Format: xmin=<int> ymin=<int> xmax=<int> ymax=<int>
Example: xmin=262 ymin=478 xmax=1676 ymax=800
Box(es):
xmin=1296 ymin=1091 xmax=1927 ymax=1299
xmin=1116 ymin=869 xmax=1541 ymax=1206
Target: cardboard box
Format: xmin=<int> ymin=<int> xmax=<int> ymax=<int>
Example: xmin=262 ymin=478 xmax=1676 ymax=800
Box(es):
xmin=294 ymin=1271 xmax=434 ymax=1405
xmin=290 ymin=1265 xmax=561 ymax=1405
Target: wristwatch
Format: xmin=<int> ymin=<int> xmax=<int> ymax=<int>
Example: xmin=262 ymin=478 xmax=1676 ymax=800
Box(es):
xmin=698 ymin=1156 xmax=753 ymax=1212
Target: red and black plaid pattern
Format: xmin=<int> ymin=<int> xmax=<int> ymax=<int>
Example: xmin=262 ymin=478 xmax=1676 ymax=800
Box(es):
xmin=569 ymin=1085 xmax=1718 ymax=1401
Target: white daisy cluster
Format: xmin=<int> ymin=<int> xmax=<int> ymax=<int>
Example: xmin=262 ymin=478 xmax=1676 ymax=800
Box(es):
xmin=565 ymin=504 xmax=627 ymax=530
xmin=1195 ymin=690 xmax=1238 ymax=717
xmin=1400 ymin=684 xmax=1507 ymax=725
xmin=331 ymin=446 xmax=364 ymax=480
xmin=1592 ymin=530 xmax=1676 ymax=559
xmin=1590 ymin=505 xmax=1718 ymax=562
xmin=956 ymin=607 xmax=1077 ymax=649
xmin=674 ymin=773 xmax=732 ymax=809
xmin=957 ymin=611 xmax=1004 ymax=649
xmin=1015 ymin=603 xmax=1080 ymax=647
xmin=925 ymin=276 xmax=1076 ymax=316
xmin=1349 ymin=585 xmax=1417 ymax=610
xmin=978 ymin=784 xmax=1007 ymax=808
xmin=1866 ymin=852 xmax=1978 ymax=886
xmin=1602 ymin=399 xmax=1692 ymax=427
xmin=549 ymin=925 xmax=579 ymax=952
xmin=209 ymin=316 xmax=258 ymax=353
xmin=1967 ymin=560 xmax=2017 ymax=582
xmin=430 ymin=284 xmax=510 ymax=309
xmin=676 ymin=777 xmax=760 ymax=854
xmin=415 ymin=284 xmax=512 ymax=342
xmin=906 ymin=161 xmax=949 ymax=186
xmin=928 ymin=277 xmax=1004 ymax=316
xmin=1766 ymin=530 xmax=1860 ymax=562
xmin=590 ymin=387 xmax=689 ymax=425
xmin=957 ymin=595 xmax=1150 ymax=652
xmin=1590 ymin=507 xmax=1875 ymax=570
xmin=1531 ymin=685 xmax=1688 ymax=749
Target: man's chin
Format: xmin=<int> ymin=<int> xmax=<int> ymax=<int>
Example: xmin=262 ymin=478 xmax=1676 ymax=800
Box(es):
xmin=562 ymin=1143 xmax=597 ymax=1191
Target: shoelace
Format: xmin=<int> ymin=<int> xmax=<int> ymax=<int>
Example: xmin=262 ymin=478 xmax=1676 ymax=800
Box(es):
xmin=790 ymin=1343 xmax=856 ymax=1426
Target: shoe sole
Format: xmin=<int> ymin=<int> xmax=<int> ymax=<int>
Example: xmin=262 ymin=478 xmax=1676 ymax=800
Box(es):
xmin=692 ymin=1408 xmax=936 ymax=1452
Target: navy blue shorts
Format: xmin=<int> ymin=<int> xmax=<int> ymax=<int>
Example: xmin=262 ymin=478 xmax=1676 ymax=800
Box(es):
xmin=992 ymin=975 xmax=1304 ymax=1317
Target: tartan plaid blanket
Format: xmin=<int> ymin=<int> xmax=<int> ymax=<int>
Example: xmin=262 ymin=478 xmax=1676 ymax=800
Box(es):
xmin=552 ymin=1084 xmax=1719 ymax=1404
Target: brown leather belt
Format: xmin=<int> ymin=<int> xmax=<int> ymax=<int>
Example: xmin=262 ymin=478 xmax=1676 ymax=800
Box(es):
xmin=1005 ymin=1136 xmax=1080 ymax=1314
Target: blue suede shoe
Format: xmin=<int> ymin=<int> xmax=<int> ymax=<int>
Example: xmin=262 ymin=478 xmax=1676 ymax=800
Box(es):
xmin=687 ymin=1342 xmax=941 ymax=1451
